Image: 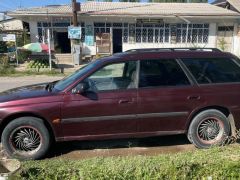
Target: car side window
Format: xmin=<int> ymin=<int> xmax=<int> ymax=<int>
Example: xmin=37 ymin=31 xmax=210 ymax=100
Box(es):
xmin=139 ymin=59 xmax=190 ymax=88
xmin=181 ymin=58 xmax=240 ymax=84
xmin=83 ymin=61 xmax=137 ymax=91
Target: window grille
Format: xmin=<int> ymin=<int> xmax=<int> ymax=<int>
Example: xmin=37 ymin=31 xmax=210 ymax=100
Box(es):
xmin=176 ymin=23 xmax=209 ymax=44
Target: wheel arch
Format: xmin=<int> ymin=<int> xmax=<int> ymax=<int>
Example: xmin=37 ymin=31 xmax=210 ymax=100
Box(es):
xmin=0 ymin=112 xmax=56 ymax=142
xmin=187 ymin=105 xmax=237 ymax=136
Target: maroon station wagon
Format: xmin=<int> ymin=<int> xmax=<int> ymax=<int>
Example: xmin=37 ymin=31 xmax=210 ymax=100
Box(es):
xmin=1 ymin=48 xmax=240 ymax=160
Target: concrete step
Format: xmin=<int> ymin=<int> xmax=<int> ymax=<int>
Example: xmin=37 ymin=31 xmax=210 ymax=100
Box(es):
xmin=54 ymin=54 xmax=73 ymax=64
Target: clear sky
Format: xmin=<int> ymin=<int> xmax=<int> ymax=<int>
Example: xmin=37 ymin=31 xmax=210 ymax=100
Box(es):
xmin=0 ymin=0 xmax=215 ymax=12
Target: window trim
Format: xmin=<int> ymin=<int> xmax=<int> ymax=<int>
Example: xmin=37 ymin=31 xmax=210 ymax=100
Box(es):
xmin=138 ymin=59 xmax=192 ymax=89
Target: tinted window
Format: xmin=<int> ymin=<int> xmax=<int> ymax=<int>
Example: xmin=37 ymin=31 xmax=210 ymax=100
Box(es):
xmin=139 ymin=59 xmax=190 ymax=88
xmin=84 ymin=61 xmax=137 ymax=91
xmin=182 ymin=58 xmax=240 ymax=84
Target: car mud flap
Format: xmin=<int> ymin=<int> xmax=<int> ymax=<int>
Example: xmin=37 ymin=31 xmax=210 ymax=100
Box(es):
xmin=228 ymin=114 xmax=237 ymax=138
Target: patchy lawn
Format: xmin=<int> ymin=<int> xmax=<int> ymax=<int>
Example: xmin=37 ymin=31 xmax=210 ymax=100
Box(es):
xmin=12 ymin=144 xmax=240 ymax=179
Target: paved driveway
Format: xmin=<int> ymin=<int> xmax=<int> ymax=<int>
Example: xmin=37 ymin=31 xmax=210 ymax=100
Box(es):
xmin=0 ymin=76 xmax=63 ymax=92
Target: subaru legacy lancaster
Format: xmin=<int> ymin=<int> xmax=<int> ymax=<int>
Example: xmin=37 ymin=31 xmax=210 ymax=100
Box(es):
xmin=0 ymin=48 xmax=240 ymax=160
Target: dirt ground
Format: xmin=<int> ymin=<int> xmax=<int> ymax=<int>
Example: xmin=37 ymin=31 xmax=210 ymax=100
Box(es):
xmin=0 ymin=76 xmax=195 ymax=160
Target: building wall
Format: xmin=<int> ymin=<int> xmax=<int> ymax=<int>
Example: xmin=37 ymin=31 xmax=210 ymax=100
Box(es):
xmin=29 ymin=21 xmax=38 ymax=43
xmin=27 ymin=16 xmax=239 ymax=57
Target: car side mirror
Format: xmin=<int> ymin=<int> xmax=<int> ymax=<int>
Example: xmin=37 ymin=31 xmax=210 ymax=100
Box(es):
xmin=72 ymin=82 xmax=89 ymax=94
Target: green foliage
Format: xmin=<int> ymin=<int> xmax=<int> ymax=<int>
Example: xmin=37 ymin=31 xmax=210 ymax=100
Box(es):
xmin=0 ymin=54 xmax=8 ymax=65
xmin=218 ymin=38 xmax=227 ymax=51
xmin=0 ymin=42 xmax=7 ymax=53
xmin=0 ymin=55 xmax=15 ymax=75
xmin=12 ymin=145 xmax=240 ymax=179
xmin=17 ymin=51 xmax=31 ymax=64
xmin=0 ymin=65 xmax=15 ymax=75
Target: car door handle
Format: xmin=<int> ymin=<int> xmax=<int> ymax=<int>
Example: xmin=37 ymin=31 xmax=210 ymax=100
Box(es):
xmin=187 ymin=95 xmax=201 ymax=100
xmin=119 ymin=99 xmax=134 ymax=104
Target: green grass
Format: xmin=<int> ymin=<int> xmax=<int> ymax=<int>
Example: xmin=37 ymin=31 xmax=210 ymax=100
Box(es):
xmin=0 ymin=68 xmax=65 ymax=77
xmin=11 ymin=144 xmax=240 ymax=179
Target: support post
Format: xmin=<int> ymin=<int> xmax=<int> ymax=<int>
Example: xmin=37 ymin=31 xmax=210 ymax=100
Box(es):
xmin=15 ymin=39 xmax=18 ymax=66
xmin=47 ymin=28 xmax=52 ymax=71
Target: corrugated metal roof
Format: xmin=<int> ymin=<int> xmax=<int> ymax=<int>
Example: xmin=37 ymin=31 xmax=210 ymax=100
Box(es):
xmin=228 ymin=0 xmax=240 ymax=12
xmin=8 ymin=2 xmax=239 ymax=17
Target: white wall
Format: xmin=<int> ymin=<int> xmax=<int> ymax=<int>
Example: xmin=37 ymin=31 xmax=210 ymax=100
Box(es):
xmin=29 ymin=21 xmax=38 ymax=43
xmin=233 ymin=23 xmax=240 ymax=57
xmin=26 ymin=16 xmax=239 ymax=56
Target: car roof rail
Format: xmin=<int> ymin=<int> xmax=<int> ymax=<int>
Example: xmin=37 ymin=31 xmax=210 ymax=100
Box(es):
xmin=125 ymin=48 xmax=222 ymax=53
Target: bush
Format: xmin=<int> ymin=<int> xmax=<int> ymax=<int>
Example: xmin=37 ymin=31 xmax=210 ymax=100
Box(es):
xmin=17 ymin=51 xmax=31 ymax=64
xmin=0 ymin=54 xmax=9 ymax=65
xmin=0 ymin=64 xmax=15 ymax=75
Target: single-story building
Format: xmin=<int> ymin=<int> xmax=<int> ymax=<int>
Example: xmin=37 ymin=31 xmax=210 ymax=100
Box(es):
xmin=7 ymin=2 xmax=240 ymax=63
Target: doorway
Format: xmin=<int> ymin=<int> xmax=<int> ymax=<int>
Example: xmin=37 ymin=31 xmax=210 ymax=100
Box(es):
xmin=112 ymin=29 xmax=123 ymax=53
xmin=55 ymin=32 xmax=71 ymax=53
xmin=217 ymin=26 xmax=234 ymax=52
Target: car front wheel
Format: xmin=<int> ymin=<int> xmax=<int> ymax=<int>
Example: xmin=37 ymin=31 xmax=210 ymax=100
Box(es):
xmin=1 ymin=117 xmax=50 ymax=160
xmin=188 ymin=109 xmax=230 ymax=148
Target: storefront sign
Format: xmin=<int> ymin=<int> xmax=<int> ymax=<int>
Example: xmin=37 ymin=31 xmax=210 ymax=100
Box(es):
xmin=68 ymin=26 xmax=81 ymax=39
xmin=85 ymin=25 xmax=94 ymax=46
xmin=0 ymin=34 xmax=16 ymax=42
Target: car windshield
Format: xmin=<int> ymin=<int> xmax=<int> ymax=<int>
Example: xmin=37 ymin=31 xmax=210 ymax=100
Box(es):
xmin=54 ymin=61 xmax=100 ymax=91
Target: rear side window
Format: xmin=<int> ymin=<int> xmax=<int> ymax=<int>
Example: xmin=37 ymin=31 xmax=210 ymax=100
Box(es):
xmin=139 ymin=59 xmax=190 ymax=88
xmin=182 ymin=58 xmax=240 ymax=84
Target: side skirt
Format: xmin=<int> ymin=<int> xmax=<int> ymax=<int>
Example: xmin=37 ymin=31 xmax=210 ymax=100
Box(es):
xmin=56 ymin=130 xmax=186 ymax=142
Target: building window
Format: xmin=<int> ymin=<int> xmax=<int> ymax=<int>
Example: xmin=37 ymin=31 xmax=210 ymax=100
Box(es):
xmin=176 ymin=23 xmax=209 ymax=44
xmin=90 ymin=22 xmax=209 ymax=44
xmin=135 ymin=23 xmax=170 ymax=43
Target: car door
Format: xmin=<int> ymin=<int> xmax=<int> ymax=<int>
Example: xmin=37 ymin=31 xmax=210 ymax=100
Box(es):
xmin=137 ymin=59 xmax=204 ymax=133
xmin=61 ymin=61 xmax=138 ymax=139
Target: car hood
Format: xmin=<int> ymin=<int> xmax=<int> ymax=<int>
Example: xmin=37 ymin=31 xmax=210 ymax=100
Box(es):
xmin=0 ymin=83 xmax=57 ymax=103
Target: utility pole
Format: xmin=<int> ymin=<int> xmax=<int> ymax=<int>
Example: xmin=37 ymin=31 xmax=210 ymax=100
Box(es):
xmin=72 ymin=0 xmax=78 ymax=27
xmin=71 ymin=0 xmax=81 ymax=65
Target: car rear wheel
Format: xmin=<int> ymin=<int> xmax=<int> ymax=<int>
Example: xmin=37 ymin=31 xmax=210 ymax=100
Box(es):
xmin=2 ymin=117 xmax=50 ymax=160
xmin=187 ymin=109 xmax=230 ymax=148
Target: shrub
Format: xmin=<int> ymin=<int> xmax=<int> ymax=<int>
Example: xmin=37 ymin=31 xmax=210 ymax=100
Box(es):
xmin=17 ymin=51 xmax=31 ymax=64
xmin=0 ymin=54 xmax=9 ymax=66
xmin=0 ymin=64 xmax=15 ymax=75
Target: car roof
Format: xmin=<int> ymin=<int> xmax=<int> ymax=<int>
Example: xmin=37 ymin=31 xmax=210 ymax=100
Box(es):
xmin=110 ymin=48 xmax=235 ymax=62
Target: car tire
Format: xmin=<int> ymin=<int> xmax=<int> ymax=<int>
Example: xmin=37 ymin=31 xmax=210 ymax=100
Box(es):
xmin=187 ymin=109 xmax=230 ymax=148
xmin=1 ymin=117 xmax=50 ymax=160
